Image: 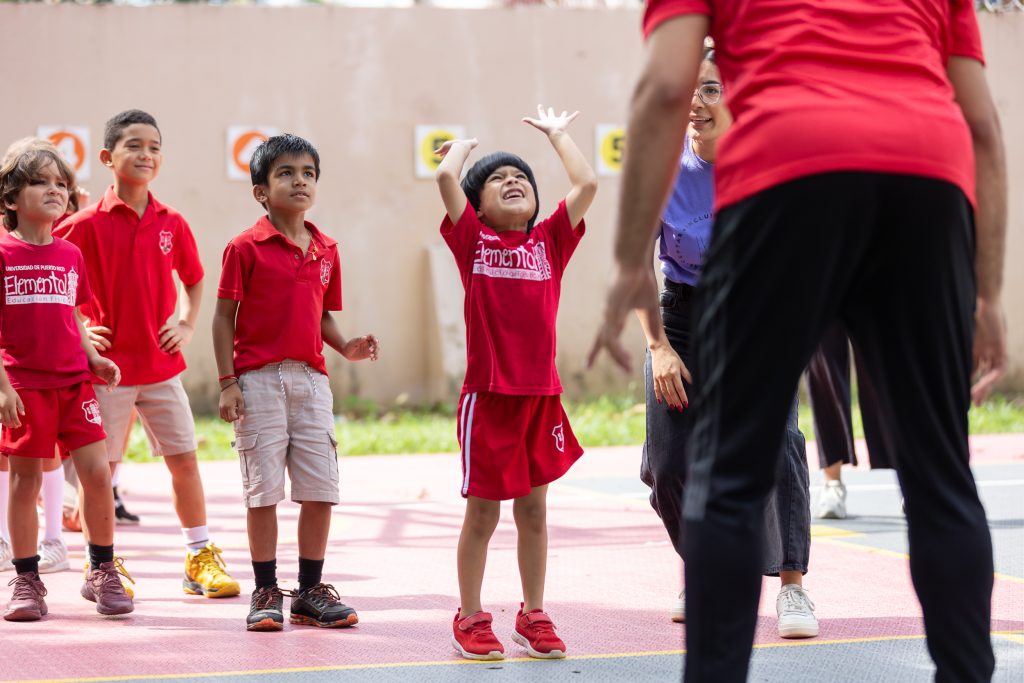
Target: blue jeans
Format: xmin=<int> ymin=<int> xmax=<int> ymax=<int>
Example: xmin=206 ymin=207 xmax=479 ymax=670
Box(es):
xmin=640 ymin=279 xmax=810 ymax=575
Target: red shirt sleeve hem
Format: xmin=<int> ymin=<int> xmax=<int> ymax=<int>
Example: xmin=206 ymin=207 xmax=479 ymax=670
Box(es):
xmin=643 ymin=0 xmax=710 ymax=39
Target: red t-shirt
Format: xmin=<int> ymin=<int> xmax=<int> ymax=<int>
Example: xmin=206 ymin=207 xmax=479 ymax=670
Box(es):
xmin=0 ymin=234 xmax=93 ymax=390
xmin=54 ymin=187 xmax=205 ymax=385
xmin=643 ymin=0 xmax=985 ymax=210
xmin=442 ymin=200 xmax=584 ymax=396
xmin=218 ymin=217 xmax=343 ymax=377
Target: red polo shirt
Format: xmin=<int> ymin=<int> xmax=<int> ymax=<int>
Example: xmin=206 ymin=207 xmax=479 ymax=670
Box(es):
xmin=217 ymin=217 xmax=343 ymax=377
xmin=643 ymin=0 xmax=985 ymax=210
xmin=54 ymin=187 xmax=204 ymax=385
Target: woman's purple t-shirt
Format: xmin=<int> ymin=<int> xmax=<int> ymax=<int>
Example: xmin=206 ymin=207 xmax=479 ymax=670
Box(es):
xmin=657 ymin=134 xmax=714 ymax=286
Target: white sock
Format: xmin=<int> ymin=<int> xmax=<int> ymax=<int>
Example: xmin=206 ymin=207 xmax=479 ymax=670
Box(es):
xmin=0 ymin=471 xmax=9 ymax=542
xmin=182 ymin=525 xmax=209 ymax=552
xmin=42 ymin=468 xmax=65 ymax=542
xmin=111 ymin=463 xmax=121 ymax=488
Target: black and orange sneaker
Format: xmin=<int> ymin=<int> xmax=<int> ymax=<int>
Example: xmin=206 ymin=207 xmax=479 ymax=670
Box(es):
xmin=247 ymin=585 xmax=286 ymax=632
xmin=511 ymin=604 xmax=566 ymax=659
xmin=290 ymin=583 xmax=358 ymax=628
xmin=451 ymin=610 xmax=505 ymax=661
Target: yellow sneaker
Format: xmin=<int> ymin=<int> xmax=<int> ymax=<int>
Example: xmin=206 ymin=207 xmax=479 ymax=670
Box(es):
xmin=183 ymin=543 xmax=240 ymax=599
xmin=82 ymin=558 xmax=135 ymax=599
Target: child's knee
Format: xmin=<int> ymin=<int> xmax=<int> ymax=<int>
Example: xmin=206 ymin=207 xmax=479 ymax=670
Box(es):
xmin=513 ymin=498 xmax=547 ymax=532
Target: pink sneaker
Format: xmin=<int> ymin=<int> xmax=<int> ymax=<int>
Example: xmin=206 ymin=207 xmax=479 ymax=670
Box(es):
xmin=451 ymin=610 xmax=505 ymax=660
xmin=4 ymin=573 xmax=48 ymax=621
xmin=80 ymin=560 xmax=134 ymax=615
xmin=512 ymin=604 xmax=566 ymax=658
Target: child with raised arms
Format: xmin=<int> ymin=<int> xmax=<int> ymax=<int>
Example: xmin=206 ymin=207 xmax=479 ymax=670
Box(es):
xmin=435 ymin=105 xmax=597 ymax=660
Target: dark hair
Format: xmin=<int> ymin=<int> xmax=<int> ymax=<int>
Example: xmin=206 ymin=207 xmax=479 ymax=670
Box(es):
xmin=460 ymin=152 xmax=540 ymax=230
xmin=249 ymin=134 xmax=321 ymax=186
xmin=0 ymin=139 xmax=76 ymax=230
xmin=104 ymin=109 xmax=161 ymax=150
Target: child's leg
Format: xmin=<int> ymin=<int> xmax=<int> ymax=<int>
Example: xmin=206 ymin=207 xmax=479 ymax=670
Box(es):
xmin=164 ymin=450 xmax=208 ymax=532
xmin=70 ymin=442 xmax=114 ymax=548
xmin=296 ymin=501 xmax=331 ymax=588
xmin=457 ymin=496 xmax=501 ymax=617
xmin=7 ymin=457 xmax=43 ymax=560
xmin=0 ymin=456 xmax=10 ymax=546
xmin=512 ymin=484 xmax=548 ymax=612
xmin=248 ymin=505 xmax=278 ymax=562
xmin=41 ymin=455 xmax=64 ymax=541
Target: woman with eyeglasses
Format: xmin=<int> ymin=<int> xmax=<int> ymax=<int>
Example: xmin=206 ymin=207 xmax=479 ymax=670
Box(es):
xmin=636 ymin=44 xmax=817 ymax=639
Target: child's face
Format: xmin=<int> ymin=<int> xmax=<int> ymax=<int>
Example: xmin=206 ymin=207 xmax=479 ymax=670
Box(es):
xmin=5 ymin=160 xmax=70 ymax=228
xmin=103 ymin=123 xmax=163 ymax=186
xmin=255 ymin=153 xmax=318 ymax=213
xmin=476 ymin=165 xmax=536 ymax=230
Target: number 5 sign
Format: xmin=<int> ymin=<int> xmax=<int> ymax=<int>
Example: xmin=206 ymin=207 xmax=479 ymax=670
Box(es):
xmin=415 ymin=125 xmax=466 ymax=179
xmin=38 ymin=126 xmax=90 ymax=181
xmin=227 ymin=126 xmax=279 ymax=181
xmin=595 ymin=124 xmax=625 ymax=177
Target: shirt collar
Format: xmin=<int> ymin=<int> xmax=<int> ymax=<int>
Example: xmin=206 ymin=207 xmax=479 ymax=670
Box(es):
xmin=98 ymin=186 xmax=167 ymax=216
xmin=251 ymin=215 xmax=337 ymax=249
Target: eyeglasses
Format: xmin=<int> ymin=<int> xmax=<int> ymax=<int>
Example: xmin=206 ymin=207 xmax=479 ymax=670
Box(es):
xmin=695 ymin=83 xmax=723 ymax=105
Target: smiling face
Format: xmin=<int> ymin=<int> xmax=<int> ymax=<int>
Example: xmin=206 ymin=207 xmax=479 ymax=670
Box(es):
xmin=476 ymin=165 xmax=537 ymax=232
xmin=102 ymin=123 xmax=163 ymax=187
xmin=4 ymin=159 xmax=70 ymax=230
xmin=254 ymin=152 xmax=318 ymax=213
xmin=687 ymin=60 xmax=733 ymax=146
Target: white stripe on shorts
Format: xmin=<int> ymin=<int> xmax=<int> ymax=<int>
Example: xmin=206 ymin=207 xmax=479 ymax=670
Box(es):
xmin=460 ymin=392 xmax=478 ymax=496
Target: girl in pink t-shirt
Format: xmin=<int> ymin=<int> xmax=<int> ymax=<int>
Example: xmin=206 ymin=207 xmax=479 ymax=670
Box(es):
xmin=435 ymin=106 xmax=597 ymax=661
xmin=0 ymin=140 xmax=132 ymax=621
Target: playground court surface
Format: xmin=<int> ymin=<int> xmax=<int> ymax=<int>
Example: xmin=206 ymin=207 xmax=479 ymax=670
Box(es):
xmin=2 ymin=435 xmax=1022 ymax=683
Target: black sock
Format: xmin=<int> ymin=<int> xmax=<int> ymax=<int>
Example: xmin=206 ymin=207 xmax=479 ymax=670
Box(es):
xmin=297 ymin=557 xmax=324 ymax=593
xmin=252 ymin=559 xmax=277 ymax=589
xmin=89 ymin=543 xmax=114 ymax=570
xmin=12 ymin=555 xmax=40 ymax=575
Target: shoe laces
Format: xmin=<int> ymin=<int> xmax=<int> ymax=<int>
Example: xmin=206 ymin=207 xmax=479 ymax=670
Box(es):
xmin=251 ymin=585 xmax=287 ymax=609
xmin=779 ymin=586 xmax=815 ymax=614
xmin=193 ymin=544 xmax=229 ymax=576
xmin=93 ymin=559 xmax=133 ymax=592
xmin=519 ymin=610 xmax=557 ymax=637
xmin=8 ymin=573 xmax=46 ymax=600
xmin=301 ymin=583 xmax=343 ymax=609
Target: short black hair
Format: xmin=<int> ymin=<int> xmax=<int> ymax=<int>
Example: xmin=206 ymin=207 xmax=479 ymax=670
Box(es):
xmin=104 ymin=109 xmax=160 ymax=151
xmin=249 ymin=134 xmax=321 ymax=186
xmin=460 ymin=152 xmax=540 ymax=230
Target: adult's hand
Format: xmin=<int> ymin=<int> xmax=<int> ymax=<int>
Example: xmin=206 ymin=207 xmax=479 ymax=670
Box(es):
xmin=587 ymin=265 xmax=658 ymax=373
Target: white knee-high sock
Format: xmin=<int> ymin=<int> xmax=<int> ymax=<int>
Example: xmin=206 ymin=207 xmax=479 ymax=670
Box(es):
xmin=0 ymin=471 xmax=10 ymax=542
xmin=42 ymin=468 xmax=64 ymax=542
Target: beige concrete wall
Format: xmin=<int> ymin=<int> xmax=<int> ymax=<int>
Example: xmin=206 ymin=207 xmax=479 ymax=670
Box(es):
xmin=2 ymin=6 xmax=1021 ymax=412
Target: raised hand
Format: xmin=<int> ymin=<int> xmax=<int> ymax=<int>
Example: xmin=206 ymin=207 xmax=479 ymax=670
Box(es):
xmin=435 ymin=138 xmax=479 ymax=159
xmin=522 ymin=105 xmax=580 ymax=138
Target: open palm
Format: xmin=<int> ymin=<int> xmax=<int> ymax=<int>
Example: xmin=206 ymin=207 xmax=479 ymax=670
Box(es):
xmin=523 ymin=105 xmax=579 ymax=137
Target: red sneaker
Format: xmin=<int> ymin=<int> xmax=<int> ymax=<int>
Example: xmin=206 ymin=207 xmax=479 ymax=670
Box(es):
xmin=451 ymin=610 xmax=505 ymax=660
xmin=512 ymin=604 xmax=566 ymax=658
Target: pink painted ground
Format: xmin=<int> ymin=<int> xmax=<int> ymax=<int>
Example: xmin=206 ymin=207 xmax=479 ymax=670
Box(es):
xmin=1 ymin=436 xmax=1021 ymax=681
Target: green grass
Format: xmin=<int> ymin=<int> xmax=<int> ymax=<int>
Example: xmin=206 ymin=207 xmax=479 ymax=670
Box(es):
xmin=123 ymin=393 xmax=1024 ymax=463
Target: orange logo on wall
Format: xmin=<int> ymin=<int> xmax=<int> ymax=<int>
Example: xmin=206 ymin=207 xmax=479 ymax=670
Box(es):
xmin=38 ymin=126 xmax=91 ymax=180
xmin=226 ymin=126 xmax=278 ymax=181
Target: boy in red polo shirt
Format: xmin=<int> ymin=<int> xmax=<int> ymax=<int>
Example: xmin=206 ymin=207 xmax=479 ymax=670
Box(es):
xmin=435 ymin=106 xmax=597 ymax=660
xmin=55 ymin=110 xmax=239 ymax=599
xmin=213 ymin=134 xmax=378 ymax=632
xmin=0 ymin=140 xmax=133 ymax=620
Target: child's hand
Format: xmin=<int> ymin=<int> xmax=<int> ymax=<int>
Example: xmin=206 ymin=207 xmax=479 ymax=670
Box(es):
xmin=522 ymin=105 xmax=579 ymax=138
xmin=219 ymin=383 xmax=245 ymax=423
xmin=159 ymin=321 xmax=195 ymax=353
xmin=0 ymin=384 xmax=25 ymax=429
xmin=90 ymin=356 xmax=121 ymax=389
xmin=342 ymin=335 xmax=380 ymax=362
xmin=435 ymin=139 xmax=478 ymax=159
xmin=87 ymin=325 xmax=113 ymax=352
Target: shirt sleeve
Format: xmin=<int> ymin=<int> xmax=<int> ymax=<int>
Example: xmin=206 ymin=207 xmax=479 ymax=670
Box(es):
xmin=643 ymin=0 xmax=711 ymax=39
xmin=948 ymin=0 xmax=984 ymax=64
xmin=173 ymin=218 xmax=205 ymax=286
xmin=536 ymin=200 xmax=585 ymax=273
xmin=324 ymin=247 xmax=343 ymax=312
xmin=440 ymin=200 xmax=483 ymax=274
xmin=75 ymin=249 xmax=93 ymax=306
xmin=217 ymin=242 xmax=246 ymax=302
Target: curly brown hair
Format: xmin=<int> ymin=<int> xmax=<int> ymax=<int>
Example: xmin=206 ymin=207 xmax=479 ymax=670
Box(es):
xmin=0 ymin=138 xmax=78 ymax=230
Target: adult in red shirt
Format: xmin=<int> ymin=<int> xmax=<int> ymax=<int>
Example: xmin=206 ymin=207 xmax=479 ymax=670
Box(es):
xmin=589 ymin=2 xmax=1007 ymax=681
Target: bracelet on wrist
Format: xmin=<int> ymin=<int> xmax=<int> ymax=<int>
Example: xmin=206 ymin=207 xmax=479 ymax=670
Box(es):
xmin=220 ymin=379 xmax=239 ymax=392
xmin=218 ymin=373 xmax=237 ymax=383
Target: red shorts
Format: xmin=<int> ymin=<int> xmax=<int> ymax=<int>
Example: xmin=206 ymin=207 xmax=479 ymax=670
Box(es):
xmin=456 ymin=392 xmax=583 ymax=500
xmin=0 ymin=383 xmax=107 ymax=459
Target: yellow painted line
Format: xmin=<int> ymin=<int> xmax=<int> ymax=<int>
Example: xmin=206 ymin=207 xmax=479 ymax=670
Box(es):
xmin=814 ymin=536 xmax=1024 ymax=584
xmin=810 ymin=524 xmax=863 ymax=538
xmin=13 ymin=631 xmax=1024 ymax=683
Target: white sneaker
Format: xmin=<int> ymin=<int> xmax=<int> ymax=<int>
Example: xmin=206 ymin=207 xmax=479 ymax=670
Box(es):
xmin=776 ymin=584 xmax=819 ymax=638
xmin=37 ymin=537 xmax=70 ymax=574
xmin=816 ymin=480 xmax=847 ymax=519
xmin=0 ymin=538 xmax=12 ymax=572
xmin=671 ymin=590 xmax=685 ymax=623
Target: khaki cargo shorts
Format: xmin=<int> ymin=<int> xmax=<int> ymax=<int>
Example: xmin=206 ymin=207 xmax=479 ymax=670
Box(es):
xmin=95 ymin=373 xmax=198 ymax=462
xmin=233 ymin=362 xmax=340 ymax=508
